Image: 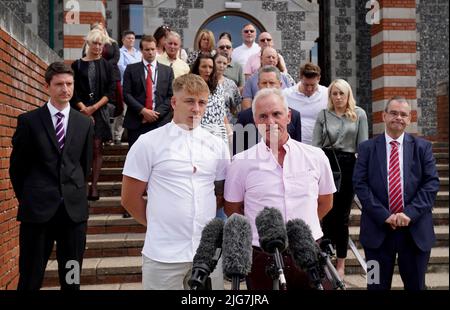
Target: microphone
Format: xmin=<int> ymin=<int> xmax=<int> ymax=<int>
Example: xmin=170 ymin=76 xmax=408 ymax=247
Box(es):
xmin=286 ymin=218 xmax=324 ymax=290
xmin=222 ymin=213 xmax=253 ymax=290
xmin=255 ymin=207 xmax=288 ymax=290
xmin=188 ymin=218 xmax=224 ymax=290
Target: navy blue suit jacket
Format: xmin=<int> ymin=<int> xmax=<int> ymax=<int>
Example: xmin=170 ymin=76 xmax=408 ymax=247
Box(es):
xmin=353 ymin=133 xmax=439 ymax=251
xmin=233 ymin=107 xmax=302 ymax=154
xmin=123 ymin=61 xmax=174 ymax=130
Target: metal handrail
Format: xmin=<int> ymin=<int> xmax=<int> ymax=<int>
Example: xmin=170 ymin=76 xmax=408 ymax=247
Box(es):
xmin=348 ymin=195 xmax=367 ymax=273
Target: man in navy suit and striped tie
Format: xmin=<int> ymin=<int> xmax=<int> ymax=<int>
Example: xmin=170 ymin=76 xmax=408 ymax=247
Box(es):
xmin=353 ymin=96 xmax=439 ymax=290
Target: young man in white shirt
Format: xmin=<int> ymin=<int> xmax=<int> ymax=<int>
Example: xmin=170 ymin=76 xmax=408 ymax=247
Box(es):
xmin=121 ymin=74 xmax=230 ymax=290
xmin=283 ymin=63 xmax=328 ymax=145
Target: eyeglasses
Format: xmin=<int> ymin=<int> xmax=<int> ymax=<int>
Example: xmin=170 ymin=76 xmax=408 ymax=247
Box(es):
xmin=218 ymin=45 xmax=232 ymax=49
xmin=259 ymin=38 xmax=272 ymax=42
xmin=243 ymin=29 xmax=255 ymax=34
xmin=387 ymin=110 xmax=410 ymax=118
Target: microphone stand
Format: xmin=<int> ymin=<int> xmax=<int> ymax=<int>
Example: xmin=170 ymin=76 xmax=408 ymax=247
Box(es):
xmin=272 ymin=248 xmax=287 ymax=290
xmin=189 ymin=248 xmax=222 ymax=290
xmin=319 ymin=241 xmax=346 ymax=290
xmin=264 ymin=241 xmax=287 ymax=290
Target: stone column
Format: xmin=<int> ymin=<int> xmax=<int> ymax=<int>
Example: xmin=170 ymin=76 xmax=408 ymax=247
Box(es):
xmin=371 ymin=0 xmax=418 ymax=135
xmin=63 ymin=0 xmax=106 ymax=62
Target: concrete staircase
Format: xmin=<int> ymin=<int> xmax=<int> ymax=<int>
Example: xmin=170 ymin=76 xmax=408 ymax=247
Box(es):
xmin=43 ymin=142 xmax=449 ymax=290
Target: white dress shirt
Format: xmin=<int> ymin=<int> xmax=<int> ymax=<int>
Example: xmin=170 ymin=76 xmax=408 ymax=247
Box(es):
xmin=283 ymin=83 xmax=328 ymax=145
xmin=122 ymin=122 xmax=230 ymax=263
xmin=385 ymin=132 xmax=405 ymax=197
xmin=47 ymin=100 xmax=70 ymax=134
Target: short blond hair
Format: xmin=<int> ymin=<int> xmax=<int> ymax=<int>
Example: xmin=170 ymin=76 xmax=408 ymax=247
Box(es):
xmin=85 ymin=29 xmax=107 ymax=45
xmin=172 ymin=73 xmax=210 ymax=96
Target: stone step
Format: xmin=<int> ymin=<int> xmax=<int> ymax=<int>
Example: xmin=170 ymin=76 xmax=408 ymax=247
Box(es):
xmin=77 ymin=231 xmax=449 ymax=274
xmin=349 ymin=207 xmax=449 ymax=226
xmin=89 ymin=193 xmax=448 ymax=216
xmin=440 ymin=177 xmax=449 ymax=192
xmin=87 ymin=214 xmax=145 ymax=234
xmin=89 ymin=197 xmax=127 ymax=215
xmin=435 ymin=191 xmax=449 ymax=208
xmin=342 ymin=247 xmax=449 ymax=275
xmin=42 ymin=272 xmax=450 ymax=290
xmin=342 ymin=272 xmax=449 ymax=290
xmin=86 ymin=208 xmax=449 ymax=235
xmin=43 ymin=256 xmax=142 ymax=287
xmin=42 ymin=256 xmax=142 ymax=287
xmin=102 ymin=155 xmax=126 ymax=168
xmin=437 ymin=164 xmax=448 ymax=177
xmin=349 ymin=225 xmax=449 ymax=247
xmin=97 ymin=182 xmax=122 ymax=197
xmin=434 ymin=153 xmax=449 ymax=165
xmin=102 ymin=143 xmax=129 ymax=156
xmin=98 ymin=168 xmax=123 ymax=182
xmin=42 ymin=255 xmax=449 ymax=289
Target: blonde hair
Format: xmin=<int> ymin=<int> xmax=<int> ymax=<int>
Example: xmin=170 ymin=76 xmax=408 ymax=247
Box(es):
xmin=194 ymin=29 xmax=215 ymax=52
xmin=327 ymin=79 xmax=357 ymax=121
xmin=172 ymin=73 xmax=210 ymax=95
xmin=91 ymin=22 xmax=116 ymax=44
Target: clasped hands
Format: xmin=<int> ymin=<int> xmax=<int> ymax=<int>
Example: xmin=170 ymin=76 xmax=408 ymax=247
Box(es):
xmin=141 ymin=108 xmax=160 ymax=123
xmin=385 ymin=212 xmax=411 ymax=230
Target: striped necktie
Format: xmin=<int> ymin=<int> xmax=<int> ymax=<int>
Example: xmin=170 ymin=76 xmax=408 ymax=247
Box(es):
xmin=55 ymin=112 xmax=65 ymax=151
xmin=388 ymin=141 xmax=403 ymax=213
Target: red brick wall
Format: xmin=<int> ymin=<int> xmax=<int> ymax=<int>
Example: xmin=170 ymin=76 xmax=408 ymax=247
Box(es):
xmin=0 ymin=28 xmax=49 ymax=290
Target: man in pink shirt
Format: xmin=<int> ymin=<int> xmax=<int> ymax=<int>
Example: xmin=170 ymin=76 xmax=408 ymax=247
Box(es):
xmin=224 ymin=88 xmax=336 ymax=290
xmin=243 ymin=32 xmax=287 ymax=80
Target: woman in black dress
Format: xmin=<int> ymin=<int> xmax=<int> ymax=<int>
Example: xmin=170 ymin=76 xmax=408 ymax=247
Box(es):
xmin=71 ymin=29 xmax=115 ymax=200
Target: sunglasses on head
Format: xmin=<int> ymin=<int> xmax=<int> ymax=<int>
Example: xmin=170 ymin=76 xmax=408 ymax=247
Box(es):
xmin=244 ymin=29 xmax=255 ymax=33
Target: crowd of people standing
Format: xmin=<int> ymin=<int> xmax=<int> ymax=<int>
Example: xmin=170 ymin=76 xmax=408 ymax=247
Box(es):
xmin=9 ymin=21 xmax=439 ymax=292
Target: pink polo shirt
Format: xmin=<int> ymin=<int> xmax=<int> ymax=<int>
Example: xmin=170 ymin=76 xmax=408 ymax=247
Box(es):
xmin=224 ymin=138 xmax=336 ymax=246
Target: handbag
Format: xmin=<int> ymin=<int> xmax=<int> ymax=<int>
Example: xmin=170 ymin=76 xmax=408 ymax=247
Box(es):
xmin=322 ymin=110 xmax=342 ymax=192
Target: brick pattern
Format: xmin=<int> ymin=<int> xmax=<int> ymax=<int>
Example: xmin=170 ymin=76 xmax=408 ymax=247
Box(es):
xmin=63 ymin=1 xmax=107 ymax=63
xmin=0 ymin=28 xmax=50 ymax=290
xmin=371 ymin=19 xmax=416 ymax=35
xmin=371 ymin=1 xmax=418 ymax=134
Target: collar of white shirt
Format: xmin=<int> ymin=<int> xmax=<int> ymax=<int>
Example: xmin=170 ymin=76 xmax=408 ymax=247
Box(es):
xmin=385 ymin=131 xmax=405 ymax=147
xmin=47 ymin=100 xmax=70 ymax=119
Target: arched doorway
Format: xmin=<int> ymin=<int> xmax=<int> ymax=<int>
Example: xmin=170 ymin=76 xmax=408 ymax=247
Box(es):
xmin=199 ymin=11 xmax=265 ymax=47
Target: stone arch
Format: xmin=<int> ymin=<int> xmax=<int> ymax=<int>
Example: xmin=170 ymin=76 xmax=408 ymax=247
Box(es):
xmin=143 ymin=0 xmax=319 ymax=80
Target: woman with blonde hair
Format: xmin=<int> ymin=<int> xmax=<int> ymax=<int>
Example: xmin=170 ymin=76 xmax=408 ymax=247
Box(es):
xmin=84 ymin=22 xmax=123 ymax=121
xmin=187 ymin=29 xmax=216 ymax=65
xmin=312 ymin=78 xmax=369 ymax=280
xmin=71 ymin=29 xmax=115 ymax=201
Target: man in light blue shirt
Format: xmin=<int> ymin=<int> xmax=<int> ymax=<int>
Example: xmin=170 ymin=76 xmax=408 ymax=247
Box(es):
xmin=113 ymin=30 xmax=142 ymax=145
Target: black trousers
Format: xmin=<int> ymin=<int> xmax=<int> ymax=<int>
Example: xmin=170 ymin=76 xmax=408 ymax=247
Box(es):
xmin=321 ymin=151 xmax=356 ymax=258
xmin=18 ymin=204 xmax=87 ymax=291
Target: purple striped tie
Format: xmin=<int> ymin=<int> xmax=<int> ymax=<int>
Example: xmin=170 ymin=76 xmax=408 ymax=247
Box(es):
xmin=55 ymin=112 xmax=65 ymax=151
xmin=388 ymin=141 xmax=403 ymax=213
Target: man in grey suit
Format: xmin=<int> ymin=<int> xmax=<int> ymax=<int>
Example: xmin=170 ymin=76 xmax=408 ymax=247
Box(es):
xmin=10 ymin=62 xmax=93 ymax=290
xmin=123 ymin=34 xmax=174 ymax=148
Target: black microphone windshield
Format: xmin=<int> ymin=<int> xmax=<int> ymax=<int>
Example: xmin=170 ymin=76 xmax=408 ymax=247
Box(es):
xmin=255 ymin=207 xmax=287 ymax=253
xmin=222 ymin=213 xmax=253 ymax=278
xmin=192 ymin=218 xmax=224 ymax=271
xmin=286 ymin=219 xmax=319 ymax=270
